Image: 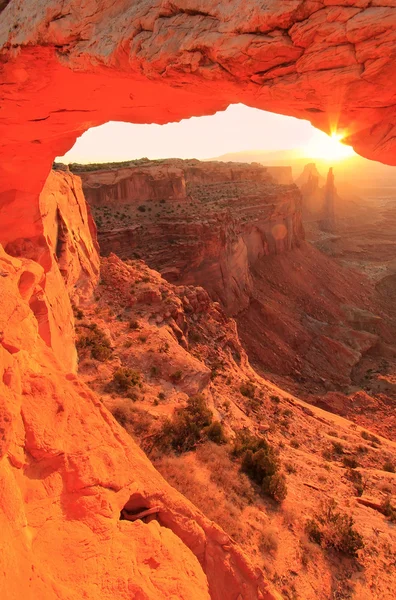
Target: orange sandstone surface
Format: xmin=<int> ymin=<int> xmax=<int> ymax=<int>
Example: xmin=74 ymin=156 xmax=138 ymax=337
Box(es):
xmin=1 ymin=2 xmax=396 ymax=599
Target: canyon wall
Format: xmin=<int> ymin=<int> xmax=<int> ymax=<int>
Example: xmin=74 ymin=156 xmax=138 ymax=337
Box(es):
xmin=78 ymin=160 xmax=304 ymax=314
xmin=3 ymin=170 xmax=99 ymax=372
xmin=0 ymin=169 xmax=278 ymax=600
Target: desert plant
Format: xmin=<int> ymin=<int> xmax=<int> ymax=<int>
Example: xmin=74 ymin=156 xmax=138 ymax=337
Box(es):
xmin=76 ymin=323 xmax=112 ymax=361
xmin=380 ymin=495 xmax=396 ymax=522
xmin=170 ymin=370 xmax=183 ymax=383
xmin=240 ymin=381 xmax=256 ymax=398
xmin=155 ymin=394 xmax=214 ymax=454
xmin=343 ymin=456 xmax=359 ymax=469
xmin=206 ymin=421 xmax=227 ymax=445
xmin=306 ymin=499 xmax=364 ymax=557
xmin=383 ymin=461 xmax=395 ymax=473
xmin=112 ymin=367 xmax=141 ymax=397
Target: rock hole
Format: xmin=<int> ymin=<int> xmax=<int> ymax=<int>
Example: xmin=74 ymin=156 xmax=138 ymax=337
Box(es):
xmin=18 ymin=270 xmax=35 ymax=299
xmin=120 ymin=493 xmax=161 ymax=524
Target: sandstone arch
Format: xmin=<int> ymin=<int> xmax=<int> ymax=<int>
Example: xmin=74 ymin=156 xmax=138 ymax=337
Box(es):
xmin=1 ymin=2 xmax=396 ymax=599
xmin=1 ymin=0 xmax=396 ymax=246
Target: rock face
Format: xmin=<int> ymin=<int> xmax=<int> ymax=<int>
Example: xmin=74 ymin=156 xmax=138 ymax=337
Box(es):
xmin=4 ymin=170 xmax=99 ymax=372
xmin=77 ymin=159 xmax=304 ymax=314
xmin=0 ymin=170 xmax=278 ymax=600
xmin=1 ymin=2 xmax=396 ymax=599
xmin=1 ymin=1 xmax=396 ymax=259
xmin=320 ymin=167 xmax=337 ymax=231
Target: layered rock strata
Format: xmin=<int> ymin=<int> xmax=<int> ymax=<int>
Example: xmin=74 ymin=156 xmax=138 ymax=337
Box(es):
xmin=76 ymin=159 xmax=304 ymax=314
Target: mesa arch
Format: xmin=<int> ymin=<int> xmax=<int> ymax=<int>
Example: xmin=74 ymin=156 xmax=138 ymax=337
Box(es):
xmin=1 ymin=0 xmax=396 ymax=245
xmin=0 ymin=1 xmax=396 ymax=600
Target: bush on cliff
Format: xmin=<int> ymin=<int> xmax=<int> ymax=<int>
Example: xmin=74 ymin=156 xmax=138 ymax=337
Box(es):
xmin=76 ymin=323 xmax=112 ymax=361
xmin=305 ymin=499 xmax=364 ymax=557
xmin=156 ymin=394 xmax=226 ymax=454
xmin=233 ymin=430 xmax=287 ymax=503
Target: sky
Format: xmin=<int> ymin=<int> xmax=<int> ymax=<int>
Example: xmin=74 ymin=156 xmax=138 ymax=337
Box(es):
xmin=57 ymin=104 xmax=337 ymax=164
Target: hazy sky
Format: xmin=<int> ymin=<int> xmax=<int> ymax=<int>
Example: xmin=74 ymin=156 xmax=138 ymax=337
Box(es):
xmin=58 ymin=104 xmax=329 ymax=163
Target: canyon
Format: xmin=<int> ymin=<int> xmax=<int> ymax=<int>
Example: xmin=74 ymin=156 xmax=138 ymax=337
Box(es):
xmin=73 ymin=158 xmax=395 ymax=442
xmin=0 ymin=1 xmax=396 ymax=600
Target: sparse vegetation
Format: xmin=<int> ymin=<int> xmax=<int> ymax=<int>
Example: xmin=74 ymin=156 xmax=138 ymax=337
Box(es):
xmin=240 ymin=381 xmax=256 ymax=398
xmin=380 ymin=495 xmax=396 ymax=522
xmin=305 ymin=499 xmax=364 ymax=557
xmin=170 ymin=370 xmax=183 ymax=383
xmin=76 ymin=323 xmax=112 ymax=361
xmin=155 ymin=394 xmax=225 ymax=454
xmin=361 ymin=430 xmax=381 ymax=445
xmin=111 ymin=367 xmax=141 ymax=399
xmin=383 ymin=460 xmax=395 ymax=473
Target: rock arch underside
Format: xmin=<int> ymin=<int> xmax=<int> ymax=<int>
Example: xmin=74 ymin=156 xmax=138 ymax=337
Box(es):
xmin=0 ymin=2 xmax=396 ymax=600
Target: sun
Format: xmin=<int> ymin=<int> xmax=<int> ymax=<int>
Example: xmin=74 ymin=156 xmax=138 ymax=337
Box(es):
xmin=302 ymin=130 xmax=356 ymax=161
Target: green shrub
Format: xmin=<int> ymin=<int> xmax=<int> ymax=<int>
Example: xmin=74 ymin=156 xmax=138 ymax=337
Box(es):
xmin=156 ymin=395 xmax=214 ymax=454
xmin=76 ymin=323 xmax=112 ymax=361
xmin=205 ymin=421 xmax=227 ymax=444
xmin=112 ymin=367 xmax=141 ymax=397
xmin=383 ymin=461 xmax=395 ymax=473
xmin=240 ymin=440 xmax=287 ymax=503
xmin=240 ymin=381 xmax=256 ymax=398
xmin=306 ymin=500 xmax=364 ymax=557
xmin=232 ymin=430 xmax=269 ymax=458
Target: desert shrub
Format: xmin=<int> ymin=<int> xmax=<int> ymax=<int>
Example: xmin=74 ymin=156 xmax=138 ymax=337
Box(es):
xmin=290 ymin=439 xmax=300 ymax=449
xmin=72 ymin=304 xmax=84 ymax=320
xmin=240 ymin=441 xmax=287 ymax=503
xmin=111 ymin=367 xmax=141 ymax=398
xmin=343 ymin=456 xmax=359 ymax=469
xmin=380 ymin=495 xmax=396 ymax=522
xmin=285 ymin=462 xmax=297 ymax=474
xmin=262 ymin=472 xmax=288 ymax=503
xmin=137 ymin=205 xmax=146 ymax=212
xmin=129 ymin=320 xmax=139 ymax=330
xmin=158 ymin=391 xmax=166 ymax=401
xmin=206 ymin=421 xmax=227 ymax=445
xmin=361 ymin=430 xmax=381 ymax=445
xmin=112 ymin=403 xmax=153 ymax=439
xmin=346 ymin=469 xmax=365 ymax=496
xmin=259 ymin=527 xmax=279 ymax=555
xmin=138 ymin=335 xmax=147 ymax=343
xmin=155 ymin=394 xmax=215 ymax=454
xmin=170 ymin=370 xmax=183 ymax=383
xmin=305 ymin=499 xmax=364 ymax=557
xmin=232 ymin=430 xmax=269 ymax=458
xmin=189 ymin=330 xmax=201 ymax=343
xmin=240 ymin=381 xmax=256 ymax=398
xmin=270 ymin=395 xmax=280 ymax=403
xmin=332 ymin=441 xmax=344 ymax=455
xmin=76 ymin=323 xmax=112 ymax=361
xmin=383 ymin=461 xmax=395 ymax=473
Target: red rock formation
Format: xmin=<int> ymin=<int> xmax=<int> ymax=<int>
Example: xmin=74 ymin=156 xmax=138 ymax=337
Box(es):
xmin=1 ymin=2 xmax=396 ymax=598
xmin=3 ymin=170 xmax=99 ymax=372
xmin=0 ymin=176 xmax=278 ymax=600
xmin=320 ymin=167 xmax=337 ymax=231
xmin=78 ymin=159 xmax=304 ymax=313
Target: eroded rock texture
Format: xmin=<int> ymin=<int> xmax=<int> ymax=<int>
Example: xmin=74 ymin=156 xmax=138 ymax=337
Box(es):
xmin=1 ymin=2 xmax=396 ymax=599
xmin=0 ymin=0 xmax=396 ymax=252
xmin=77 ymin=159 xmax=304 ymax=313
xmin=0 ymin=171 xmax=278 ymax=600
